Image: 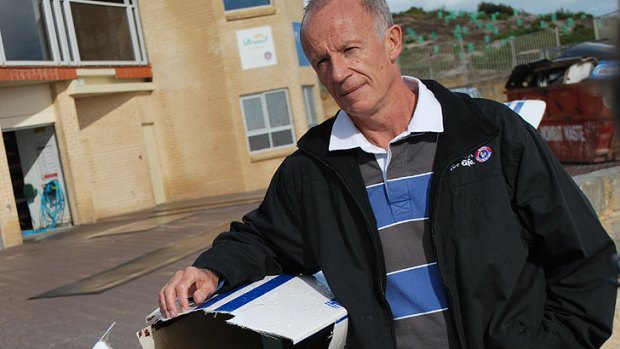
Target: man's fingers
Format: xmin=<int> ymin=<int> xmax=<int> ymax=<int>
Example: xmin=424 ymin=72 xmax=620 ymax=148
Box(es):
xmin=157 ymin=267 xmax=221 ymax=319
xmin=159 ymin=270 xmax=184 ymax=318
xmin=193 ymin=287 xmax=209 ymax=304
xmin=193 ymin=268 xmax=220 ymax=304
xmin=175 ymin=276 xmax=192 ymax=313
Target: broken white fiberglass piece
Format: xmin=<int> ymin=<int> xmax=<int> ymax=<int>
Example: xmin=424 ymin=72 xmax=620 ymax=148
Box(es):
xmin=92 ymin=322 xmax=115 ymax=349
xmin=137 ymin=273 xmax=348 ymax=349
xmin=504 ymin=100 xmax=547 ymax=129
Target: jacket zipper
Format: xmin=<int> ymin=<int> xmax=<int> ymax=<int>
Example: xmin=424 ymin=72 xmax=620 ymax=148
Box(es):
xmin=298 ymin=147 xmax=397 ymax=346
xmin=430 ymin=133 xmax=499 ymax=349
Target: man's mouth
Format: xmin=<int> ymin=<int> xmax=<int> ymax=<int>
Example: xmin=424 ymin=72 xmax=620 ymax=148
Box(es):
xmin=340 ymin=84 xmax=364 ymax=97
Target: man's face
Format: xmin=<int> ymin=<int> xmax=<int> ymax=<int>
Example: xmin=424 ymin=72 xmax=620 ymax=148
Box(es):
xmin=301 ymin=0 xmax=400 ymax=120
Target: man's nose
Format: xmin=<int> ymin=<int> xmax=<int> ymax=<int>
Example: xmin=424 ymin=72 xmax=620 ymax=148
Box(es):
xmin=329 ymin=55 xmax=350 ymax=83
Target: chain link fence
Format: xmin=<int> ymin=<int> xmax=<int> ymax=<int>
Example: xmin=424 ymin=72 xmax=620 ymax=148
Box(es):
xmin=594 ymin=12 xmax=619 ymax=41
xmin=398 ymin=29 xmax=562 ymax=84
xmin=399 ymin=13 xmax=620 ymax=85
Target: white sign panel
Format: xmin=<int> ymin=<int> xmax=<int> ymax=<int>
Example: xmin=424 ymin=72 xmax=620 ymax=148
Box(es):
xmin=236 ymin=26 xmax=277 ymax=70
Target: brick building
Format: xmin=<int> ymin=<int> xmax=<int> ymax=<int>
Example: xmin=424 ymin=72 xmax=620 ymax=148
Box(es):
xmin=0 ymin=0 xmax=324 ymax=249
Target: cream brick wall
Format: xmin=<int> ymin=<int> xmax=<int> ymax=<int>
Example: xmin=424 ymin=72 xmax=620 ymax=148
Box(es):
xmin=137 ymin=0 xmax=324 ymax=200
xmin=573 ymin=168 xmax=620 ymax=349
xmin=138 ymin=0 xmax=247 ymax=201
xmin=50 ymin=82 xmax=97 ymax=225
xmin=0 ymin=134 xmax=21 ymax=248
xmin=0 ymin=0 xmax=327 ymax=247
xmin=212 ymin=0 xmax=322 ymax=192
xmin=74 ymin=93 xmax=155 ymax=218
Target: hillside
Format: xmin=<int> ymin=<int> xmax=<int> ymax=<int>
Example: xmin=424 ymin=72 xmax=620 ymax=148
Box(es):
xmin=393 ymin=5 xmax=596 ymax=47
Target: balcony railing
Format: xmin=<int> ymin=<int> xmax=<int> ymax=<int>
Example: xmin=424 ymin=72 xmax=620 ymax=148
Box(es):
xmin=0 ymin=0 xmax=147 ymax=67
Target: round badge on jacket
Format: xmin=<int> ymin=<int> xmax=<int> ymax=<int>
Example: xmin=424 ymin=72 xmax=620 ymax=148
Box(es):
xmin=475 ymin=146 xmax=492 ymax=163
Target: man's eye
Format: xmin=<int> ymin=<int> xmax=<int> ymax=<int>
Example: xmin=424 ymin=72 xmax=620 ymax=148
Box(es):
xmin=316 ymin=58 xmax=328 ymax=66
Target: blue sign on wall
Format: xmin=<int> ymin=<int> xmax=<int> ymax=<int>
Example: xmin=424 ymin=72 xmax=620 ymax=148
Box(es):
xmin=292 ymin=22 xmax=310 ymax=67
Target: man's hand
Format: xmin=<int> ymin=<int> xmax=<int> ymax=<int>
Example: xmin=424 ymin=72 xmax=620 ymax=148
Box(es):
xmin=159 ymin=266 xmax=220 ymax=319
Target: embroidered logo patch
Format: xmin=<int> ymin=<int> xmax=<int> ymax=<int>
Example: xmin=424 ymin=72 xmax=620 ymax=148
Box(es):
xmin=475 ymin=146 xmax=492 ymax=163
xmin=449 ymin=154 xmax=475 ymax=172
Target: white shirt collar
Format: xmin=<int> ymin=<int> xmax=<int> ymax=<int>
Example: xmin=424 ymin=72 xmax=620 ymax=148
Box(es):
xmin=328 ymin=76 xmax=443 ymax=153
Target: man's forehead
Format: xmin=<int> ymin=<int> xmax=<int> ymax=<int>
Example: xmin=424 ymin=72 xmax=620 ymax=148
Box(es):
xmin=301 ymin=18 xmax=365 ymax=51
xmin=302 ymin=3 xmax=367 ymax=37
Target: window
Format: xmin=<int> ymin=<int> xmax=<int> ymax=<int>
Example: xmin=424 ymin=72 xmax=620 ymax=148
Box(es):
xmin=0 ymin=0 xmax=52 ymax=61
xmin=241 ymin=89 xmax=295 ymax=153
xmin=303 ymin=86 xmax=318 ymax=128
xmin=224 ymin=0 xmax=271 ymax=11
xmin=292 ymin=22 xmax=310 ymax=67
xmin=70 ymin=2 xmax=134 ymax=61
xmin=0 ymin=0 xmax=147 ymax=66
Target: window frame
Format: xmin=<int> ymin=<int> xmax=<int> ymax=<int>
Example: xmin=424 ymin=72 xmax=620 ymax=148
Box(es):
xmin=0 ymin=0 xmax=148 ymax=66
xmin=302 ymin=85 xmax=318 ymax=128
xmin=240 ymin=88 xmax=296 ymax=154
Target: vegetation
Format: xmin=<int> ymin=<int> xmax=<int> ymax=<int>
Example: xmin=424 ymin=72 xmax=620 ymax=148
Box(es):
xmin=393 ymin=6 xmax=431 ymax=18
xmin=393 ymin=1 xmax=596 ymax=47
xmin=494 ymin=27 xmax=541 ymax=41
xmin=477 ymin=2 xmax=514 ymax=16
xmin=552 ymin=9 xmax=592 ymax=20
xmin=560 ymin=24 xmax=596 ymax=45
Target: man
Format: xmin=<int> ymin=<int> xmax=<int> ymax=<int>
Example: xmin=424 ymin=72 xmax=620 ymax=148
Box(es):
xmin=160 ymin=0 xmax=617 ymax=347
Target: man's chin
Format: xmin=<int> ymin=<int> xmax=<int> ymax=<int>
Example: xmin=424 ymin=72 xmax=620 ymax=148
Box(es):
xmin=341 ymin=103 xmax=373 ymax=119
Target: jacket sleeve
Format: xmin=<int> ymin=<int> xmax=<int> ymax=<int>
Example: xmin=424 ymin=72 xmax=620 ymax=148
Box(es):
xmin=192 ymin=157 xmax=320 ymax=292
xmin=503 ymin=106 xmax=617 ymax=348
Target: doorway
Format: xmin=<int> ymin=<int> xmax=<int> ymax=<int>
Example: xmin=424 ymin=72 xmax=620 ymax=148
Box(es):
xmin=2 ymin=125 xmax=72 ymax=234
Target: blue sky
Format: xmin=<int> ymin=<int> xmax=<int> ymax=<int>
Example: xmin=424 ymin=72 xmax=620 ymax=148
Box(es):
xmin=386 ymin=0 xmax=619 ymax=17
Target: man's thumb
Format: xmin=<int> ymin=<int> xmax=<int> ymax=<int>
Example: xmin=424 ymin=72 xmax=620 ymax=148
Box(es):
xmin=193 ymin=288 xmax=210 ymax=304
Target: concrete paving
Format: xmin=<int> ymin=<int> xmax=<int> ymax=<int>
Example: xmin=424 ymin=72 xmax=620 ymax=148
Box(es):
xmin=0 ymin=195 xmax=262 ymax=349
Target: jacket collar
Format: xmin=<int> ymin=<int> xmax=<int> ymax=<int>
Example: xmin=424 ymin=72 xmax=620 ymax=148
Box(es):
xmin=297 ymin=116 xmax=375 ymax=221
xmin=298 ymin=80 xmax=498 ymax=174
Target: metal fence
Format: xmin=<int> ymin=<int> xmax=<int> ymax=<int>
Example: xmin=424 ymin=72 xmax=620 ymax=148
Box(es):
xmin=594 ymin=12 xmax=619 ymax=41
xmin=398 ymin=29 xmax=561 ymax=84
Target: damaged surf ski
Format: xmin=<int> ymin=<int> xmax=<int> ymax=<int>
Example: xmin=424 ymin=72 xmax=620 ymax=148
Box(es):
xmin=137 ymin=273 xmax=348 ymax=349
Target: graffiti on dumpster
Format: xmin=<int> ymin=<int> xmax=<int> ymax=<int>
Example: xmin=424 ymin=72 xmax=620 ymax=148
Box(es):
xmin=536 ymin=120 xmax=616 ymax=162
xmin=539 ymin=124 xmax=586 ymax=143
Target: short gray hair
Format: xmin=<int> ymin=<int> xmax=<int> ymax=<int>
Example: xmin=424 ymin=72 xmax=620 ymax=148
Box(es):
xmin=302 ymin=0 xmax=394 ymax=38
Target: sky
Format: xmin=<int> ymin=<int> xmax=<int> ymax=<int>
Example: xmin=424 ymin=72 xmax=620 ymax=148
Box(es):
xmin=386 ymin=0 xmax=619 ymax=17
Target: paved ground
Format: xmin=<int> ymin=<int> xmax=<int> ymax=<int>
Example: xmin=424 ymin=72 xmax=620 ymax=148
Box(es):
xmin=1 ymin=162 xmax=620 ymax=349
xmin=0 ymin=194 xmax=262 ymax=349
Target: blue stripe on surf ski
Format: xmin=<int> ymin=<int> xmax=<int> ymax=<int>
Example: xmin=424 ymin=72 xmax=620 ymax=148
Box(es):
xmin=512 ymin=101 xmax=525 ymax=114
xmin=214 ymin=274 xmax=295 ymax=312
xmin=197 ymin=283 xmax=252 ymax=310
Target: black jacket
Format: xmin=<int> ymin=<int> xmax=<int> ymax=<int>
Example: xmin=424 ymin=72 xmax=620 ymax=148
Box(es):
xmin=195 ymin=80 xmax=617 ymax=348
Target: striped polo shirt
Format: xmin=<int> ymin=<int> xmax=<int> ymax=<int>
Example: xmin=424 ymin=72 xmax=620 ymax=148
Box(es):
xmin=329 ymin=77 xmax=458 ymax=348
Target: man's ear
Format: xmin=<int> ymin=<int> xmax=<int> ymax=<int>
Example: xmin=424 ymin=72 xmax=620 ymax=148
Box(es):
xmin=386 ymin=24 xmax=403 ymax=62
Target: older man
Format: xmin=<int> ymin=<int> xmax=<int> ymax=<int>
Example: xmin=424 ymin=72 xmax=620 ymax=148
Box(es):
xmin=160 ymin=0 xmax=616 ymax=347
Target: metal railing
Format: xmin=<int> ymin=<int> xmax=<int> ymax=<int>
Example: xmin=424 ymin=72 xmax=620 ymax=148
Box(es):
xmin=399 ymin=12 xmax=620 ymax=85
xmin=398 ymin=29 xmax=561 ymax=84
xmin=594 ymin=13 xmax=619 ymax=41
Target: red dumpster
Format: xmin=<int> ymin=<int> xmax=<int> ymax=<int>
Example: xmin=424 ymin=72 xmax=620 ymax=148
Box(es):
xmin=506 ymin=56 xmax=619 ymax=163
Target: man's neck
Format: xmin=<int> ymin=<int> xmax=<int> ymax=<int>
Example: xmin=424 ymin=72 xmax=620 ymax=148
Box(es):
xmin=353 ymin=83 xmax=417 ymax=150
